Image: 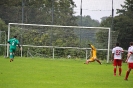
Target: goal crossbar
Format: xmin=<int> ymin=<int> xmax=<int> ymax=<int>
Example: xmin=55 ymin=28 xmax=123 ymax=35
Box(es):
xmin=9 ymin=23 xmax=110 ymax=29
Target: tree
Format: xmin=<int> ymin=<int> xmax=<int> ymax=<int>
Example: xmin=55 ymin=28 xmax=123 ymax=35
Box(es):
xmin=99 ymin=0 xmax=133 ymax=50
xmin=115 ymin=0 xmax=133 ymax=49
xmin=117 ymin=0 xmax=133 ymax=19
xmin=0 ymin=0 xmax=77 ymax=26
xmin=0 ymin=18 xmax=7 ymax=56
xmin=113 ymin=15 xmax=133 ymax=49
xmin=76 ymin=15 xmax=100 ymax=27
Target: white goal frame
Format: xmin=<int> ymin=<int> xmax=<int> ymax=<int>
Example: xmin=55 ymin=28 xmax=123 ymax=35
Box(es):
xmin=7 ymin=23 xmax=111 ymax=63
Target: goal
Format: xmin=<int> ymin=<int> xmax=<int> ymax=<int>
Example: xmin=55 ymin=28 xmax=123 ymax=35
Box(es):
xmin=7 ymin=23 xmax=111 ymax=63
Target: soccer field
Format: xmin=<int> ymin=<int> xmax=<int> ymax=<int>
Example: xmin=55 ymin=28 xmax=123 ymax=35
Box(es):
xmin=0 ymin=56 xmax=132 ymax=88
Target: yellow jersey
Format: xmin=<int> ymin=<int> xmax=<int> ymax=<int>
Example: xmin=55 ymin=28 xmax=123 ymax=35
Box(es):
xmin=90 ymin=45 xmax=97 ymax=58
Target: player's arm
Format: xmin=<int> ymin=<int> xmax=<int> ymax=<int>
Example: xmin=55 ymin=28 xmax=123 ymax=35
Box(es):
xmin=18 ymin=44 xmax=22 ymax=51
xmin=17 ymin=40 xmax=22 ymax=50
xmin=111 ymin=53 xmax=114 ymax=61
xmin=126 ymin=52 xmax=132 ymax=62
xmin=17 ymin=40 xmax=21 ymax=49
xmin=18 ymin=44 xmax=21 ymax=48
xmin=121 ymin=49 xmax=124 ymax=61
xmin=88 ymin=44 xmax=95 ymax=50
xmin=122 ymin=53 xmax=124 ymax=60
xmin=90 ymin=45 xmax=93 ymax=48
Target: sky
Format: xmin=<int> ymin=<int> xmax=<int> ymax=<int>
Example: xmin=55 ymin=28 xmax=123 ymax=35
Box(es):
xmin=73 ymin=0 xmax=125 ymax=22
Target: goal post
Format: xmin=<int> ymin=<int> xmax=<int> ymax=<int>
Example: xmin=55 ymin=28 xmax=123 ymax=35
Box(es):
xmin=7 ymin=23 xmax=111 ymax=63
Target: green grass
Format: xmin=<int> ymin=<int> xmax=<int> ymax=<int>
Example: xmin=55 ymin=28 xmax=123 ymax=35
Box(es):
xmin=0 ymin=56 xmax=133 ymax=88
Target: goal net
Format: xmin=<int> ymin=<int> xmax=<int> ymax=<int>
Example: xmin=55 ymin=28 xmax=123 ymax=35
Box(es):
xmin=7 ymin=23 xmax=111 ymax=63
xmin=0 ymin=31 xmax=6 ymax=57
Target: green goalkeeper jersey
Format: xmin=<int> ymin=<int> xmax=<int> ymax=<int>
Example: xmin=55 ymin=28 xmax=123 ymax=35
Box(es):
xmin=8 ymin=38 xmax=19 ymax=49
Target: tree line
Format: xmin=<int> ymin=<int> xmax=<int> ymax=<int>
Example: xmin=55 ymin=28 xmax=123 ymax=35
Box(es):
xmin=0 ymin=0 xmax=133 ymax=59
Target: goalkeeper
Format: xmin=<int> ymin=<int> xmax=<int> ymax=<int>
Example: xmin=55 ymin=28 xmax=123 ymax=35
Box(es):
xmin=8 ymin=35 xmax=21 ymax=62
xmin=84 ymin=44 xmax=101 ymax=65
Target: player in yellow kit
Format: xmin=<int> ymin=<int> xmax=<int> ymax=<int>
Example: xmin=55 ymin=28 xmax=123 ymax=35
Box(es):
xmin=84 ymin=44 xmax=102 ymax=64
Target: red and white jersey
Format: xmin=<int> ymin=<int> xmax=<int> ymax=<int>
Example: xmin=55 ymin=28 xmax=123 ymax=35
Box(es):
xmin=112 ymin=46 xmax=124 ymax=59
xmin=127 ymin=46 xmax=133 ymax=63
xmin=128 ymin=46 xmax=132 ymax=54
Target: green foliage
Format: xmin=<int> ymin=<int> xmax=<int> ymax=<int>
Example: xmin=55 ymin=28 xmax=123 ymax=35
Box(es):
xmin=0 ymin=19 xmax=7 ymax=56
xmin=100 ymin=0 xmax=133 ymax=50
xmin=0 ymin=18 xmax=7 ymax=32
xmin=117 ymin=0 xmax=133 ymax=18
xmin=8 ymin=25 xmax=81 ymax=57
xmin=76 ymin=15 xmax=100 ymax=26
xmin=114 ymin=15 xmax=133 ymax=49
xmin=96 ymin=31 xmax=108 ymax=49
xmin=115 ymin=3 xmax=133 ymax=49
xmin=0 ymin=0 xmax=107 ymax=59
xmin=0 ymin=0 xmax=77 ymax=25
xmin=100 ymin=17 xmax=112 ymax=27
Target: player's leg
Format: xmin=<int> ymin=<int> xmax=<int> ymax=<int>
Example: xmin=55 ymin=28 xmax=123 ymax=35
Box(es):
xmin=12 ymin=52 xmax=14 ymax=61
xmin=118 ymin=60 xmax=122 ymax=76
xmin=118 ymin=66 xmax=122 ymax=76
xmin=84 ymin=57 xmax=94 ymax=64
xmin=113 ymin=59 xmax=117 ymax=76
xmin=95 ymin=58 xmax=102 ymax=65
xmin=124 ymin=63 xmax=133 ymax=80
xmin=9 ymin=49 xmax=14 ymax=62
xmin=114 ymin=66 xmax=117 ymax=76
xmin=124 ymin=68 xmax=131 ymax=80
xmin=12 ymin=49 xmax=16 ymax=61
xmin=84 ymin=59 xmax=90 ymax=64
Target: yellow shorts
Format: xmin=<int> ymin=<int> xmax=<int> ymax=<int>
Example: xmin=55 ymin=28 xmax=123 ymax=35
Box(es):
xmin=89 ymin=57 xmax=96 ymax=61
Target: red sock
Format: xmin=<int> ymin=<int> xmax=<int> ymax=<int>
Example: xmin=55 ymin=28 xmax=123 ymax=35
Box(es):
xmin=125 ymin=71 xmax=129 ymax=80
xmin=119 ymin=68 xmax=122 ymax=75
xmin=114 ymin=68 xmax=116 ymax=75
